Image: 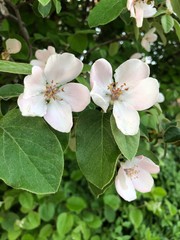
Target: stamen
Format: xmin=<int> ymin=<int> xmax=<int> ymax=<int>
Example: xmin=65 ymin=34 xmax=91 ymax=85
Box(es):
xmin=124 ymin=166 xmax=139 ymax=179
xmin=107 ymin=82 xmax=129 ymax=101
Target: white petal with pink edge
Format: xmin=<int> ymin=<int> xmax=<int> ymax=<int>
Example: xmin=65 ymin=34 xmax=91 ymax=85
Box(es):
xmin=44 ymin=100 xmax=73 ymax=132
xmin=59 ymin=83 xmax=90 ymax=112
xmin=114 ymin=59 xmax=150 ymax=88
xmin=18 ymin=94 xmax=47 ymax=117
xmin=134 ymin=2 xmax=144 ymax=28
xmin=35 ymin=46 xmax=56 ymax=61
xmin=131 ymin=167 xmax=154 ymax=193
xmin=125 ymin=77 xmax=159 ymax=111
xmin=113 ymin=101 xmax=140 ymax=135
xmin=135 ymin=156 xmax=160 ymax=174
xmin=115 ymin=167 xmax=137 ymax=202
xmin=90 ymin=58 xmax=113 ymax=88
xmin=44 ymin=53 xmax=83 ymax=85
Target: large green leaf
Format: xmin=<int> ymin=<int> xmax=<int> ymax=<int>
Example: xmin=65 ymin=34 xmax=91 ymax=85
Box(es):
xmin=76 ymin=110 xmax=120 ymax=189
xmin=87 ymin=0 xmax=126 ymax=27
xmin=0 ymin=84 xmax=23 ymax=100
xmin=164 ymin=126 xmax=180 ymax=143
xmin=161 ymin=14 xmax=174 ymax=33
xmin=110 ymin=115 xmax=140 ymax=160
xmin=0 ymin=60 xmax=32 ymax=75
xmin=0 ymin=109 xmax=64 ymax=194
xmin=171 ymin=0 xmax=180 ymax=19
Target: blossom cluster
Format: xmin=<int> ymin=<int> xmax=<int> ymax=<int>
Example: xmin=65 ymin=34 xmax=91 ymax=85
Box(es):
xmin=17 ymin=46 xmax=160 ymax=201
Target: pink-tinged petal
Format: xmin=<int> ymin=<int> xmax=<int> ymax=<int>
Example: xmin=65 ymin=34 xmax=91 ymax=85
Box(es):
xmin=90 ymin=82 xmax=111 ymax=112
xmin=143 ymin=2 xmax=157 ymax=18
xmin=35 ymin=46 xmax=56 ymax=61
xmin=127 ymin=0 xmax=134 ymax=10
xmin=44 ymin=53 xmax=83 ymax=85
xmin=44 ymin=100 xmax=73 ymax=133
xmin=59 ymin=83 xmax=90 ymax=112
xmin=131 ymin=167 xmax=154 ymax=193
xmin=18 ymin=93 xmax=47 ymax=117
xmin=113 ymin=101 xmax=140 ymax=135
xmin=6 ymin=38 xmax=22 ymax=54
xmin=158 ymin=92 xmax=165 ymax=103
xmin=134 ymin=2 xmax=144 ymax=28
xmin=114 ymin=59 xmax=150 ymax=88
xmin=115 ymin=167 xmax=137 ymax=202
xmin=141 ymin=39 xmax=151 ymax=52
xmin=90 ymin=58 xmax=113 ymax=88
xmin=23 ymin=66 xmax=46 ymax=98
xmin=130 ymin=52 xmax=143 ymax=59
xmin=125 ymin=77 xmax=159 ymax=111
xmin=30 ymin=59 xmax=45 ymax=68
xmin=135 ymin=156 xmax=160 ymax=174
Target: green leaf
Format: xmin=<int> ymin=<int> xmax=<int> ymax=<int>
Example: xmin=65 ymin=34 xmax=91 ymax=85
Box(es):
xmin=0 ymin=84 xmax=23 ymax=100
xmin=153 ymin=22 xmax=167 ymax=45
xmin=111 ymin=115 xmax=140 ymax=160
xmin=0 ymin=109 xmax=64 ymax=194
xmin=103 ymin=194 xmax=120 ymax=210
xmin=66 ymin=196 xmax=87 ymax=212
xmin=53 ymin=0 xmax=62 ymax=14
xmin=171 ymin=0 xmax=180 ymax=19
xmin=19 ymin=211 xmax=40 ymax=230
xmin=56 ymin=213 xmax=74 ymax=236
xmin=164 ymin=126 xmax=180 ymax=143
xmin=39 ymin=202 xmax=55 ymax=221
xmin=39 ymin=224 xmax=53 ymax=238
xmin=38 ymin=0 xmax=51 ymax=6
xmin=88 ymin=181 xmax=111 ymax=198
xmin=19 ymin=192 xmax=34 ymax=212
xmin=174 ymin=19 xmax=180 ymax=41
xmin=38 ymin=1 xmax=52 ymax=18
xmin=129 ymin=206 xmax=143 ymax=229
xmin=161 ymin=14 xmax=174 ymax=33
xmin=68 ymin=34 xmax=88 ymax=53
xmin=87 ymin=0 xmax=126 ymax=27
xmin=108 ymin=42 xmax=119 ymax=56
xmin=0 ymin=60 xmax=32 ymax=75
xmin=76 ymin=110 xmax=120 ymax=189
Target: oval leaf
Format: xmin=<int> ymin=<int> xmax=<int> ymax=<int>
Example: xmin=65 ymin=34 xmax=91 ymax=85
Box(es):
xmin=110 ymin=115 xmax=140 ymax=160
xmin=161 ymin=14 xmax=174 ymax=33
xmin=76 ymin=110 xmax=120 ymax=189
xmin=88 ymin=0 xmax=126 ymax=27
xmin=0 ymin=84 xmax=23 ymax=100
xmin=0 ymin=109 xmax=64 ymax=194
xmin=0 ymin=60 xmax=32 ymax=75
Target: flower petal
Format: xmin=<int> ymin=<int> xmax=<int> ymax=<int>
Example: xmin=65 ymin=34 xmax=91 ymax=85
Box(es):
xmin=143 ymin=2 xmax=157 ymax=18
xmin=90 ymin=82 xmax=111 ymax=112
xmin=35 ymin=46 xmax=56 ymax=61
xmin=44 ymin=100 xmax=73 ymax=132
xmin=131 ymin=167 xmax=154 ymax=193
xmin=59 ymin=83 xmax=90 ymax=112
xmin=90 ymin=58 xmax=113 ymax=88
xmin=141 ymin=39 xmax=151 ymax=52
xmin=44 ymin=53 xmax=83 ymax=85
xmin=125 ymin=77 xmax=159 ymax=111
xmin=6 ymin=38 xmax=22 ymax=54
xmin=115 ymin=167 xmax=137 ymax=202
xmin=135 ymin=156 xmax=160 ymax=174
xmin=18 ymin=93 xmax=47 ymax=117
xmin=134 ymin=2 xmax=144 ymax=27
xmin=114 ymin=59 xmax=150 ymax=88
xmin=23 ymin=66 xmax=46 ymax=98
xmin=113 ymin=101 xmax=140 ymax=135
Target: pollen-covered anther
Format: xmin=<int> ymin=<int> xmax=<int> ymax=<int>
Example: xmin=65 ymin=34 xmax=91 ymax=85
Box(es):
xmin=124 ymin=167 xmax=139 ymax=178
xmin=108 ymin=82 xmax=129 ymax=101
xmin=44 ymin=81 xmax=59 ymax=101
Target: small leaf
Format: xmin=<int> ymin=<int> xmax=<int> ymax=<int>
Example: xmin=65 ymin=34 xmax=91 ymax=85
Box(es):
xmin=38 ymin=1 xmax=52 ymax=18
xmin=53 ymin=0 xmax=62 ymax=13
xmin=20 ymin=211 xmax=40 ymax=230
xmin=161 ymin=14 xmax=174 ymax=33
xmin=39 ymin=203 xmax=55 ymax=221
xmin=38 ymin=0 xmax=51 ymax=6
xmin=0 ymin=60 xmax=32 ymax=74
xmin=103 ymin=194 xmax=120 ymax=210
xmin=129 ymin=206 xmax=143 ymax=229
xmin=164 ymin=126 xmax=180 ymax=143
xmin=66 ymin=196 xmax=87 ymax=212
xmin=153 ymin=22 xmax=167 ymax=45
xmin=19 ymin=192 xmax=34 ymax=212
xmin=111 ymin=115 xmax=140 ymax=160
xmin=174 ymin=19 xmax=180 ymax=41
xmin=76 ymin=110 xmax=120 ymax=189
xmin=0 ymin=109 xmax=64 ymax=194
xmin=88 ymin=0 xmax=126 ymax=27
xmin=56 ymin=213 xmax=74 ymax=236
xmin=108 ymin=42 xmax=119 ymax=56
xmin=0 ymin=84 xmax=23 ymax=100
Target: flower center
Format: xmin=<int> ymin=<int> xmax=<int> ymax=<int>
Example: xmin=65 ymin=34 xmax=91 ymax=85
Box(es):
xmin=124 ymin=166 xmax=139 ymax=179
xmin=44 ymin=80 xmax=61 ymax=102
xmin=108 ymin=82 xmax=129 ymax=101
